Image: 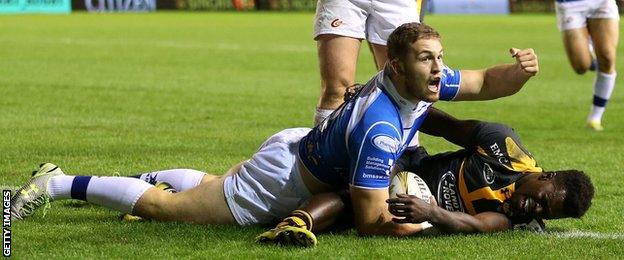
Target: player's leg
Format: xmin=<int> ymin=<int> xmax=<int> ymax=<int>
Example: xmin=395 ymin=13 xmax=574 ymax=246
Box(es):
xmin=312 ymin=0 xmax=368 ymax=125
xmin=256 ymin=191 xmax=350 ymax=247
xmin=121 ymin=163 xmax=244 ymax=221
xmin=585 ymin=17 xmax=619 ymax=130
xmin=10 ymin=163 xmax=235 ymax=224
xmin=561 ymin=28 xmax=593 ymax=74
xmin=555 ymin=1 xmax=594 ymax=74
xmin=315 ymin=35 xmax=361 ymax=125
xmin=129 ymin=162 xmax=244 ymax=192
xmin=133 ymin=174 xmax=235 ymax=224
xmin=131 ymin=169 xmax=207 ymax=192
xmin=10 ymin=163 xmax=156 ymax=219
xmin=370 ymin=43 xmax=388 ymax=70
xmin=135 ymin=127 xmax=311 ymax=225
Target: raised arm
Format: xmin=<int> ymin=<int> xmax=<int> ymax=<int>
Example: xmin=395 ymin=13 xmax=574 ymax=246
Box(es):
xmin=454 ymin=48 xmax=538 ymax=101
xmin=388 ymin=194 xmax=510 ymax=233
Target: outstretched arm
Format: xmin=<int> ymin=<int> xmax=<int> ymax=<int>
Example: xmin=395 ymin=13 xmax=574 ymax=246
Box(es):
xmin=388 ymin=194 xmax=510 ymax=233
xmin=454 ymin=48 xmax=538 ymax=101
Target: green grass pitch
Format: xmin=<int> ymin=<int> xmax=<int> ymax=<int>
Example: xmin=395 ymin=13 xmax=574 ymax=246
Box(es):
xmin=1 ymin=12 xmax=623 ymax=258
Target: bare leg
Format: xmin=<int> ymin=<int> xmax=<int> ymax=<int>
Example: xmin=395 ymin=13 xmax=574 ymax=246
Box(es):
xmin=315 ymin=35 xmax=361 ymax=124
xmin=296 ymin=191 xmax=349 ymax=232
xmin=561 ymin=28 xmax=593 ymax=74
xmin=370 ymin=43 xmax=388 ymax=71
xmin=134 ymin=175 xmax=235 ymax=224
xmin=255 ymin=191 xmax=349 ymax=247
xmin=588 ymin=19 xmax=618 ymax=74
xmin=135 ymin=163 xmax=245 ymax=224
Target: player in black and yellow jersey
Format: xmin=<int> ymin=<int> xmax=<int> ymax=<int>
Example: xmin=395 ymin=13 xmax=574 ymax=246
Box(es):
xmin=257 ymin=107 xmax=594 ymax=246
xmin=387 ymin=107 xmax=594 ymax=233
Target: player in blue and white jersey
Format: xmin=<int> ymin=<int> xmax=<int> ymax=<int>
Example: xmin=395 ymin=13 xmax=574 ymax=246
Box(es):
xmin=10 ymin=23 xmax=539 ymax=246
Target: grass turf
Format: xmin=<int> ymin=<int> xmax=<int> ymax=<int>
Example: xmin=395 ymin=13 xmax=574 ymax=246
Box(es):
xmin=1 ymin=12 xmax=623 ymax=258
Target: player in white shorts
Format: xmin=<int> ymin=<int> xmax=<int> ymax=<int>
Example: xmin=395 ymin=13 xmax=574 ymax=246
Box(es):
xmin=313 ymin=0 xmax=426 ymax=125
xmin=10 ymin=23 xmax=539 ymax=247
xmin=555 ymin=0 xmax=619 ymax=131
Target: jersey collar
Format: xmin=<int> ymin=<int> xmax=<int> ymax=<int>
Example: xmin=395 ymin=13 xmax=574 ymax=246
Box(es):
xmin=380 ymin=69 xmax=428 ymax=114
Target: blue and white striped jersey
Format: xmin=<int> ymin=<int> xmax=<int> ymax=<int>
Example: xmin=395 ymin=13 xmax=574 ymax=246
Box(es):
xmin=298 ymin=67 xmax=461 ymax=190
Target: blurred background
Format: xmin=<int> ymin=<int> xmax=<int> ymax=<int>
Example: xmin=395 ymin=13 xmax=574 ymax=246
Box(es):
xmin=2 ymin=0 xmax=624 ymax=14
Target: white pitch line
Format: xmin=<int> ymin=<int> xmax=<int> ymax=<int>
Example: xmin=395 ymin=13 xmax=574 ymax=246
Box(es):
xmin=546 ymin=230 xmax=624 ymax=240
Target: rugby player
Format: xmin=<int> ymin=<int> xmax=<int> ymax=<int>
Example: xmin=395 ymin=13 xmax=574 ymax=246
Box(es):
xmin=257 ymin=107 xmax=595 ymax=246
xmin=555 ymin=0 xmax=619 ymax=131
xmin=313 ymin=0 xmax=427 ymax=125
xmin=10 ymin=23 xmax=539 ymax=243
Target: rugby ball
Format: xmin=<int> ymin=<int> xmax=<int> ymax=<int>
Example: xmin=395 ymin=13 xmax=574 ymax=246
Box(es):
xmin=389 ymin=171 xmax=433 ymax=201
xmin=389 ymin=171 xmax=434 ymax=230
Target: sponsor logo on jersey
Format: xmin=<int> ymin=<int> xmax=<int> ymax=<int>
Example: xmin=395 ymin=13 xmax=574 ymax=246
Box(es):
xmin=489 ymin=142 xmax=510 ymax=164
xmin=363 ymin=156 xmax=391 ymax=179
xmin=437 ymin=171 xmax=464 ymax=212
xmin=371 ymin=134 xmax=399 ymax=153
xmin=330 ymin=18 xmax=343 ymax=28
xmin=483 ymin=163 xmax=495 ymax=184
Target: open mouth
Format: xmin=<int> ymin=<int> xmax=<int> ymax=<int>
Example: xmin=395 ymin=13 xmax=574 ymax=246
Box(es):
xmin=428 ymin=78 xmax=441 ymax=92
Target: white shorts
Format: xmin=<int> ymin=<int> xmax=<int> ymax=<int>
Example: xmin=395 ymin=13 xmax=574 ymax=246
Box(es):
xmin=556 ymin=0 xmax=620 ymax=31
xmin=313 ymin=0 xmax=422 ymax=45
xmin=223 ymin=128 xmax=313 ymax=225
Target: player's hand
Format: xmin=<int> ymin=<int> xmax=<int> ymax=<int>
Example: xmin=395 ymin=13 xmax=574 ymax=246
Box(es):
xmin=510 ymin=47 xmax=538 ymax=76
xmin=387 ymin=194 xmax=435 ymax=224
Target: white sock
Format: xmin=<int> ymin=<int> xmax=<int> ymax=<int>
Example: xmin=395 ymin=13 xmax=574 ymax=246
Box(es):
xmin=136 ymin=169 xmax=205 ymax=192
xmin=48 ymin=175 xmax=75 ymax=200
xmin=588 ymin=72 xmax=616 ymax=122
xmin=48 ymin=175 xmax=153 ymax=214
xmin=314 ymin=108 xmax=334 ymax=126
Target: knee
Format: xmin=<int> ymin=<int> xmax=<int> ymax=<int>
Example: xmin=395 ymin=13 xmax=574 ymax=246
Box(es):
xmin=596 ymin=53 xmax=616 ymax=73
xmin=134 ymin=189 xmax=177 ymax=220
xmin=572 ymin=64 xmax=589 ymax=75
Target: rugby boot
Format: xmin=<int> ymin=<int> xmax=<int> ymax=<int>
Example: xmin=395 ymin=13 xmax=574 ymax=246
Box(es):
xmin=10 ymin=163 xmax=64 ymax=220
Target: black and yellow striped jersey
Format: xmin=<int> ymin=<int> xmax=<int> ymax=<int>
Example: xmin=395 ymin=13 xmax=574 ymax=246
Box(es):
xmin=417 ymin=122 xmax=542 ymax=216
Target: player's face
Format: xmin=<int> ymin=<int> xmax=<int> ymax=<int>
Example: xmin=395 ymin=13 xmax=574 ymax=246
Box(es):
xmin=397 ymin=38 xmax=444 ymax=103
xmin=503 ymin=172 xmax=566 ymax=219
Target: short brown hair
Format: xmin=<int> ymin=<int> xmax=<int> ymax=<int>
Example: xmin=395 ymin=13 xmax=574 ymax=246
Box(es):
xmin=387 ymin=23 xmax=441 ymax=61
xmin=554 ymin=170 xmax=595 ymax=218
